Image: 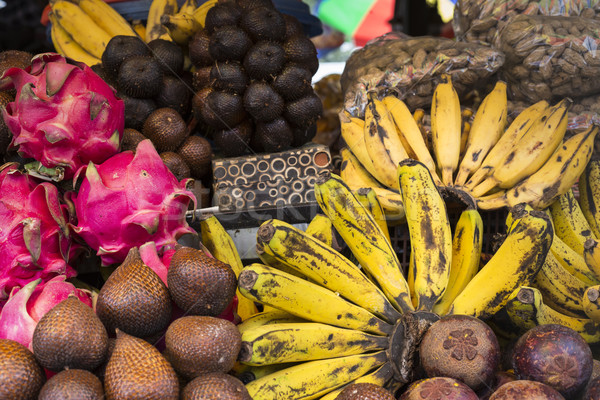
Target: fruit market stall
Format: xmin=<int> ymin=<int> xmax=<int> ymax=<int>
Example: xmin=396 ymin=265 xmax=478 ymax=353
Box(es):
xmin=5 ymin=0 xmax=600 ymax=399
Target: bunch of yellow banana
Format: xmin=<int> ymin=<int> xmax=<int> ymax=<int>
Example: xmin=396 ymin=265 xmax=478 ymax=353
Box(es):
xmin=235 ymin=163 xmax=556 ymax=399
xmin=147 ymin=0 xmax=217 ymax=44
xmin=491 ymin=184 xmax=600 ymax=343
xmin=48 ymin=0 xmax=138 ymax=66
xmin=341 ymin=74 xmax=597 ymax=211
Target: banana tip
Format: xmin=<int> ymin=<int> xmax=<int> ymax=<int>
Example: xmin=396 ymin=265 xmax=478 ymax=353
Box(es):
xmin=238 ymin=270 xmax=258 ymax=290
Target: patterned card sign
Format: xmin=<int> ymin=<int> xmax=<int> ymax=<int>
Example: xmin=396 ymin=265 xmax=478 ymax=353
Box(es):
xmin=212 ymin=144 xmax=333 ymax=211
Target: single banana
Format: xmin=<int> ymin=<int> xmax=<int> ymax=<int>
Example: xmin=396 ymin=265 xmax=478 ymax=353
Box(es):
xmin=304 ymin=213 xmax=334 ymax=248
xmin=413 ymin=108 xmax=431 ymax=152
xmin=238 ymin=309 xmax=305 ymax=335
xmin=475 ymin=190 xmax=509 ymax=210
xmin=238 ymin=263 xmax=394 ymax=335
xmin=506 ymin=126 xmax=599 ymax=209
xmin=579 ymin=160 xmax=600 ymax=238
xmin=239 ymin=322 xmax=389 ymax=366
xmin=199 ymin=214 xmax=259 ymax=321
xmin=505 ymin=286 xmax=600 ymax=343
xmin=397 ymin=159 xmax=452 ymax=311
xmin=534 ymin=252 xmax=588 ymax=317
xmin=255 ymin=243 xmax=308 ymax=280
xmin=49 ymin=12 xmax=101 ymax=67
xmin=459 ymin=120 xmax=471 ymax=160
xmin=315 ymin=172 xmax=414 ymax=314
xmin=192 ymin=0 xmax=218 ymax=27
xmin=448 ymin=208 xmax=553 ymax=319
xmin=319 ymin=363 xmax=395 ymax=400
xmin=256 ymin=219 xmax=401 ymax=323
xmin=550 ymin=234 xmax=600 ymax=286
xmin=245 ymin=351 xmax=388 ymax=400
xmin=466 ymin=100 xmax=548 ymax=190
xmin=50 ymin=0 xmax=112 ymax=59
xmin=455 ymin=81 xmax=507 ymax=186
xmin=161 ymin=12 xmax=201 ymax=45
xmin=363 ymin=94 xmax=408 ymax=191
xmin=355 ymin=187 xmax=391 ymax=243
xmin=583 ymin=285 xmax=600 ymax=323
xmin=549 ymin=189 xmax=597 ymax=255
xmin=431 ymin=74 xmax=462 ymax=185
xmin=471 ymin=99 xmax=571 ymax=197
xmin=340 ymin=111 xmax=395 ymax=189
xmin=432 ymin=208 xmax=483 ymax=316
xmin=146 ymin=0 xmax=178 ymax=42
xmin=382 ymin=95 xmax=442 ymax=185
xmin=233 ymin=363 xmax=298 ymax=384
xmin=339 ymin=147 xmax=405 ymax=218
xmin=78 ymin=0 xmax=138 ymax=38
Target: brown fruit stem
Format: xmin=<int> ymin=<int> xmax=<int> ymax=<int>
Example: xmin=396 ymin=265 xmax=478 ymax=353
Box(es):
xmin=256 ymin=223 xmax=276 ymax=245
xmin=238 ymin=270 xmax=259 ymax=291
xmin=387 ymin=311 xmax=439 ymax=386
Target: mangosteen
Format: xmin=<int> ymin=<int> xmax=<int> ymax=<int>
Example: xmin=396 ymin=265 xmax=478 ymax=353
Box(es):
xmin=117 ymin=55 xmax=163 ymax=98
xmin=243 ymin=82 xmax=284 ymax=122
xmin=487 ymin=380 xmax=565 ymax=399
xmin=419 ymin=314 xmax=501 ymax=392
xmin=240 ymin=6 xmax=286 ymax=42
xmin=209 ymin=26 xmax=252 ymax=62
xmin=243 ymin=41 xmax=285 ymax=81
xmin=400 ymin=377 xmax=479 ymax=399
xmin=337 ymin=383 xmax=394 ymax=399
xmin=512 ymin=323 xmax=593 ymax=398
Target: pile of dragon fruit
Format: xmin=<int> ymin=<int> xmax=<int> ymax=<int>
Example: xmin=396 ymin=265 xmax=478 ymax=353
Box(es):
xmin=0 ymin=53 xmax=204 ymax=349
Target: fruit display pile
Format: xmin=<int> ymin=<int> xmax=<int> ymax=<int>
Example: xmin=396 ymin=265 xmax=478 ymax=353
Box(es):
xmin=4 ymin=0 xmax=600 ymax=399
xmin=188 ymin=0 xmax=322 ymax=156
xmin=339 ymin=76 xmax=597 ymax=217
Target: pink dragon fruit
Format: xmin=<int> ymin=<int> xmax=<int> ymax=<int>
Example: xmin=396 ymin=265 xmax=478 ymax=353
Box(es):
xmin=0 ymin=276 xmax=93 ymax=350
xmin=1 ymin=53 xmax=124 ymax=180
xmin=68 ymin=139 xmax=197 ymax=266
xmin=0 ymin=162 xmax=79 ymax=303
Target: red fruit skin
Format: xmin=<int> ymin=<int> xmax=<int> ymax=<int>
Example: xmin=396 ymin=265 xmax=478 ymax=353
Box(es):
xmin=512 ymin=323 xmax=593 ymax=398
